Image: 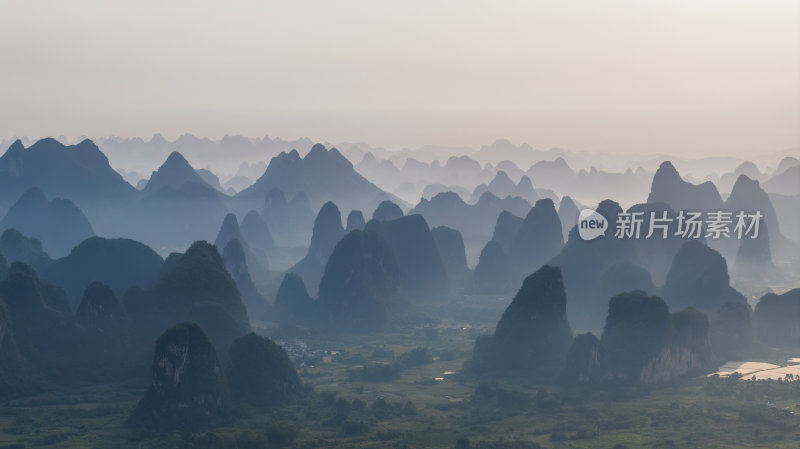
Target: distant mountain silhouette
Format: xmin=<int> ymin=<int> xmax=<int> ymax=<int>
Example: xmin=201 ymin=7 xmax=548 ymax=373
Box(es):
xmin=142 ymin=151 xmax=213 ymax=195
xmin=469 ymin=184 xmax=489 ymax=203
xmin=133 ymin=178 xmax=228 ymax=251
xmin=431 ymin=226 xmax=470 ymax=288
xmin=469 ymin=241 xmax=514 ymax=294
xmin=0 ymin=188 xmax=94 ymax=258
xmin=769 ymin=192 xmax=799 ymax=243
xmin=95 ymin=133 xmax=315 ymax=176
xmin=495 ymin=160 xmax=524 ymax=182
xmin=124 ymin=241 xmax=250 ymax=351
xmin=345 ymin=210 xmax=366 ymax=232
xmin=290 ymin=202 xmax=345 ymax=293
xmin=365 ymin=215 xmax=450 ymax=300
xmin=734 ymin=221 xmax=773 ymax=280
xmin=372 ymin=200 xmax=404 ymax=221
xmin=526 ymin=157 xmax=575 ymax=189
xmin=557 ymin=196 xmax=579 ymax=241
xmin=0 ymin=229 xmax=52 ymax=270
xmin=763 ymin=165 xmax=800 ymax=196
xmin=128 ymin=323 xmax=226 ymax=431
xmin=240 ymin=210 xmax=274 ymax=251
xmin=647 ymin=161 xmax=723 ymax=212
xmin=774 ymin=156 xmax=800 ymax=176
xmin=421 ymin=183 xmax=471 ymax=201
xmin=548 ymin=199 xmax=642 ymax=329
xmin=411 ymin=191 xmax=530 ymax=243
xmin=289 ymin=192 xmax=316 ymax=236
xmin=595 ymin=262 xmax=657 ymax=317
xmin=470 ymin=266 xmax=573 ymax=378
xmin=318 ymin=230 xmax=401 ymax=331
xmin=214 ymin=213 xmax=268 ymax=275
xmin=0 ymin=138 xmax=137 ymax=210
xmin=221 ymin=239 xmax=269 ymax=320
xmin=196 ymin=168 xmax=225 ymax=192
xmin=237 ymin=143 xmax=392 ymax=212
xmin=214 ymin=213 xmax=246 ymax=252
xmin=41 ymin=236 xmax=163 ymax=308
xmin=260 ymin=188 xmax=315 ymax=246
xmin=260 ymin=188 xmax=307 ymax=246
xmin=490 ymin=210 xmax=523 ymax=255
xmin=226 ymin=333 xmax=303 ymax=406
xmin=262 ymin=187 xmax=290 ymax=229
xmin=725 ymin=174 xmax=795 ymax=260
xmin=485 ymin=171 xmax=516 ymax=199
xmin=623 ymin=202 xmax=684 ymax=284
xmin=661 ymin=240 xmax=746 ymax=313
xmin=510 ymin=199 xmax=564 ymax=279
xmin=355 ymin=152 xmax=404 ymax=193
xmin=273 ymin=272 xmax=315 ymax=324
xmin=717 ymin=161 xmax=763 ymax=194
xmin=512 ymin=175 xmax=539 ymax=204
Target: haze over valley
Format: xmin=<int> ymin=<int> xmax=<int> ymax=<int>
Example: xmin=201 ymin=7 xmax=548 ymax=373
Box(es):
xmin=0 ymin=1 xmax=799 ymax=448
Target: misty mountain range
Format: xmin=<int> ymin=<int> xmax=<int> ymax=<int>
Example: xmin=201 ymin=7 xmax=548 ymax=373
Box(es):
xmin=0 ymin=134 xmax=798 ymax=448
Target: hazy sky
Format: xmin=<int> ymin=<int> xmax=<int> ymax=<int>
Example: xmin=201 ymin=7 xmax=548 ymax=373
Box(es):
xmin=1 ymin=0 xmax=798 ymax=157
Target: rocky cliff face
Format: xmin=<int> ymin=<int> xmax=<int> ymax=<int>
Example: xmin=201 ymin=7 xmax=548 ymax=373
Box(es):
xmin=128 ymin=323 xmax=226 ymax=431
xmin=562 ymin=332 xmax=605 ymax=383
xmin=640 ymin=345 xmax=706 ymax=384
xmin=601 ymin=291 xmax=711 ymax=384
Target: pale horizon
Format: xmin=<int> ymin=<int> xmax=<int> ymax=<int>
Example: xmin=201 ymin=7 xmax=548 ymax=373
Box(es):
xmin=1 ymin=0 xmax=799 ymax=159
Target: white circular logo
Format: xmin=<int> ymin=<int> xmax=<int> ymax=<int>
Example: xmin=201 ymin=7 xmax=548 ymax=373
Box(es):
xmin=578 ymin=209 xmax=608 ymax=240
